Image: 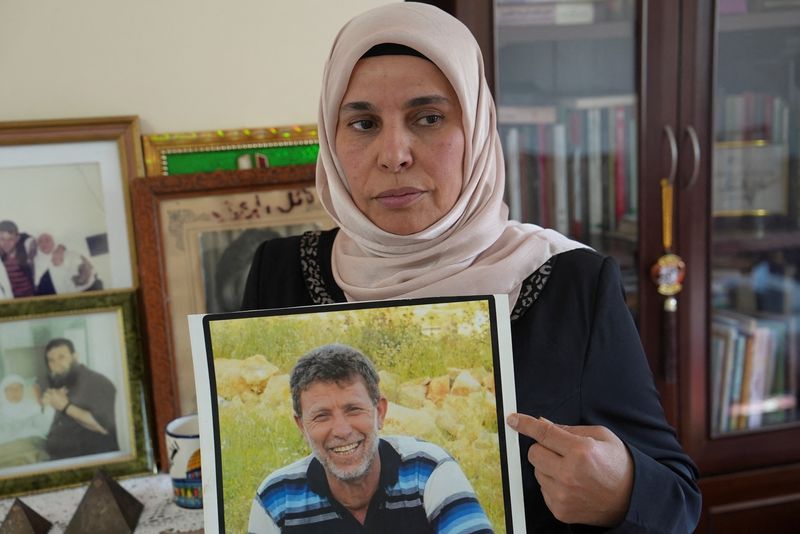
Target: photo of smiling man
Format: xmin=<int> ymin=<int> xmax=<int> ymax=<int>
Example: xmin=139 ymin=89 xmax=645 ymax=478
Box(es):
xmin=247 ymin=343 xmax=493 ymax=534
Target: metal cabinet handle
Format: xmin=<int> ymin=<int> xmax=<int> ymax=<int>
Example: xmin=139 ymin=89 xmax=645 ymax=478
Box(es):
xmin=663 ymin=125 xmax=678 ymax=185
xmin=684 ymin=126 xmax=701 ymax=190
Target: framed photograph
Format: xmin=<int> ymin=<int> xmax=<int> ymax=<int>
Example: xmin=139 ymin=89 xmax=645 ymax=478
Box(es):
xmin=0 ymin=290 xmax=153 ymax=496
xmin=189 ymin=295 xmax=525 ymax=533
xmin=712 ymin=140 xmax=789 ymax=217
xmin=141 ymin=124 xmax=319 ymax=176
xmin=0 ymin=117 xmax=141 ymax=301
xmin=131 ymin=165 xmax=334 ymax=469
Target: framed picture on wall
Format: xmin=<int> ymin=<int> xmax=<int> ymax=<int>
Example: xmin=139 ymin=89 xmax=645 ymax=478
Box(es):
xmin=0 ymin=117 xmax=142 ymax=301
xmin=712 ymin=140 xmax=789 ymax=217
xmin=141 ymin=123 xmax=319 ymax=176
xmin=0 ymin=290 xmax=154 ymax=496
xmin=131 ymin=165 xmax=334 ymax=469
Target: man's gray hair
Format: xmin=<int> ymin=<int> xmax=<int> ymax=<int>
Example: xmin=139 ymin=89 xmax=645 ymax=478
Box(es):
xmin=290 ymin=343 xmax=380 ymax=416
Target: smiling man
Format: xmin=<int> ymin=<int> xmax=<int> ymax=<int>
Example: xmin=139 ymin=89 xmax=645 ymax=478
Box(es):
xmin=247 ymin=343 xmax=493 ymax=534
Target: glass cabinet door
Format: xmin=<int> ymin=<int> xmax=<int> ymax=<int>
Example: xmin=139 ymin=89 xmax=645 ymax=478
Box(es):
xmin=493 ymin=0 xmax=640 ymax=316
xmin=709 ymin=1 xmax=800 ymax=437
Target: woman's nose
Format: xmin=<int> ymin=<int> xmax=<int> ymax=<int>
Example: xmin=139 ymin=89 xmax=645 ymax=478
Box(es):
xmin=377 ymin=124 xmax=412 ymax=173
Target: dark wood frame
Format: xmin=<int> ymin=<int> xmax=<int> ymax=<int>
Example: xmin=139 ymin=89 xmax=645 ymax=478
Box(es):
xmin=130 ymin=164 xmax=322 ymax=469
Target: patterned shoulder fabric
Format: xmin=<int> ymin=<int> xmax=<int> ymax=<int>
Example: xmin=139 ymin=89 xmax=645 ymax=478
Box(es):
xmin=300 ymin=230 xmax=336 ymax=305
xmin=300 ymin=229 xmax=555 ymax=315
xmin=510 ymin=257 xmax=554 ymax=321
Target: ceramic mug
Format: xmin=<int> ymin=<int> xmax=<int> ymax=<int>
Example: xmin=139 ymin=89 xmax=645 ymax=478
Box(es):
xmin=166 ymin=414 xmax=202 ymax=508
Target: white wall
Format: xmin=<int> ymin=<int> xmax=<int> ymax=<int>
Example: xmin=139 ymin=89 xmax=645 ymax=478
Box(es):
xmin=0 ymin=0 xmax=394 ymax=133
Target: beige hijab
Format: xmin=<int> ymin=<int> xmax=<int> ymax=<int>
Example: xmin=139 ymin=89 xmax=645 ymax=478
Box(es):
xmin=317 ymin=2 xmax=586 ymax=308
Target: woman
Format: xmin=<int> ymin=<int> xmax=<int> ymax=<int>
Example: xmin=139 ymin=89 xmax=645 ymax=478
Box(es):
xmin=243 ymin=3 xmax=701 ymax=532
xmin=0 ymin=374 xmax=54 ymax=468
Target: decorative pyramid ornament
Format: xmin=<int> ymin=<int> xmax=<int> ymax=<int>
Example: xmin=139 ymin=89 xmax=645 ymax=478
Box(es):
xmin=0 ymin=498 xmax=51 ymax=534
xmin=64 ymin=469 xmax=143 ymax=534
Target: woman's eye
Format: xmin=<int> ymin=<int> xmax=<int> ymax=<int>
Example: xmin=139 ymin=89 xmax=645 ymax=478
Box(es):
xmin=351 ymin=119 xmax=376 ymax=131
xmin=416 ymin=114 xmax=443 ymax=126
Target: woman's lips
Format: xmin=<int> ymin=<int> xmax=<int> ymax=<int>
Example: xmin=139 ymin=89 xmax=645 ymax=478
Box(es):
xmin=374 ymin=187 xmax=425 ymax=208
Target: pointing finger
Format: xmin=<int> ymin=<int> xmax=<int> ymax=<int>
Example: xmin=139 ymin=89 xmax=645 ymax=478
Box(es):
xmin=507 ymin=413 xmax=581 ymax=456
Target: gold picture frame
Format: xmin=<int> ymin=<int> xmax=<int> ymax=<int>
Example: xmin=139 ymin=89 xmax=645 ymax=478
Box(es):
xmin=141 ymin=124 xmax=319 ymax=176
xmin=0 ymin=290 xmax=154 ymax=497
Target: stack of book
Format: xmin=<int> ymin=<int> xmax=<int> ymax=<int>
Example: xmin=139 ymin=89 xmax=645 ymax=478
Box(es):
xmin=715 ymin=92 xmax=791 ymax=143
xmin=711 ymin=309 xmax=798 ymax=435
xmin=499 ymin=94 xmax=637 ymax=243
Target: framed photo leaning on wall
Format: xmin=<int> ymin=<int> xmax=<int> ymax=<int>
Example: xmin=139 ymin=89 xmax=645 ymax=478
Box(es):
xmin=0 ymin=117 xmax=142 ymax=301
xmin=0 ymin=290 xmax=154 ymax=496
xmin=131 ymin=165 xmax=334 ymax=469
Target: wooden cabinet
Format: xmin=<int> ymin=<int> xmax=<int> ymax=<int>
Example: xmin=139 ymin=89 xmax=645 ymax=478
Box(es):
xmin=420 ymin=1 xmax=800 ymax=531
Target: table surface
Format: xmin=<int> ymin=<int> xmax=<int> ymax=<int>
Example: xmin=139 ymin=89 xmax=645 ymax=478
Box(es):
xmin=0 ymin=473 xmax=204 ymax=533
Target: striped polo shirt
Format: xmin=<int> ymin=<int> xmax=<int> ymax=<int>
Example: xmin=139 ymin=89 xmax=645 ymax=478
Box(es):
xmin=248 ymin=435 xmax=494 ymax=534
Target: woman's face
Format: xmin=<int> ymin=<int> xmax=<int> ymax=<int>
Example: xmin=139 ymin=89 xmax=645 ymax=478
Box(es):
xmin=335 ymin=55 xmax=465 ymax=235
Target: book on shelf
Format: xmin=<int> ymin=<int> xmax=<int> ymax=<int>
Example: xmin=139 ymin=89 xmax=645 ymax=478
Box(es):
xmin=626 ymin=113 xmax=638 ymax=220
xmin=552 ymin=123 xmax=569 ymax=235
xmin=603 ymin=106 xmax=616 ymax=232
xmin=568 ymin=109 xmax=585 ymax=239
xmin=613 ymin=106 xmax=627 ymax=226
xmin=711 ymin=322 xmax=739 ymax=434
xmin=586 ymin=107 xmax=604 ymax=236
xmin=504 ymin=126 xmax=523 ymax=221
xmin=536 ymin=124 xmax=552 ymax=226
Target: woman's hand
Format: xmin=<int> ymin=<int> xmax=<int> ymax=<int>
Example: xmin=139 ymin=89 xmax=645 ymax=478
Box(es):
xmin=507 ymin=413 xmax=634 ymax=527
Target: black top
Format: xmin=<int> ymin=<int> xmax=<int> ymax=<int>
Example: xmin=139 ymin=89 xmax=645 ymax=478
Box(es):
xmin=242 ymin=229 xmax=702 ymax=533
xmin=44 ymin=364 xmax=118 ymax=459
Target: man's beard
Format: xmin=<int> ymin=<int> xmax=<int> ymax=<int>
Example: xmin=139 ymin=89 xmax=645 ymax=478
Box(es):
xmin=308 ymin=422 xmax=381 ymax=483
xmin=49 ymin=362 xmax=78 ymax=389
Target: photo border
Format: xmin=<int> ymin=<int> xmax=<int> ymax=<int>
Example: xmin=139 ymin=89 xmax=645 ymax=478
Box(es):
xmin=0 ymin=289 xmax=154 ymax=497
xmin=131 ymin=164 xmax=332 ymax=470
xmin=0 ymin=116 xmax=142 ymax=299
xmin=189 ymin=295 xmax=525 ymax=533
xmin=141 ymin=124 xmax=318 ymax=176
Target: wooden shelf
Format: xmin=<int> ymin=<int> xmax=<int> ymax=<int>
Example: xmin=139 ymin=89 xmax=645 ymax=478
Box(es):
xmin=712 ymin=230 xmax=800 ymax=254
xmin=718 ymin=9 xmax=800 ymax=32
xmin=497 ymin=20 xmax=631 ymax=45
